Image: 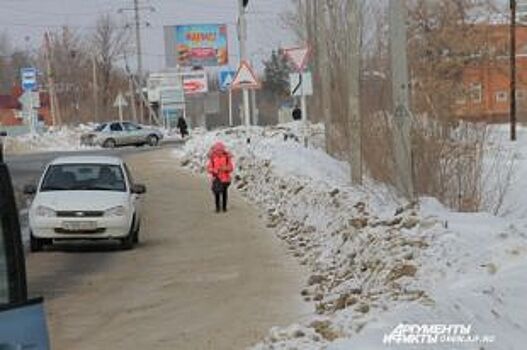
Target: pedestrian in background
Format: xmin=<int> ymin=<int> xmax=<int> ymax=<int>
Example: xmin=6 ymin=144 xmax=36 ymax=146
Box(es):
xmin=292 ymin=104 xmax=302 ymax=121
xmin=207 ymin=142 xmax=234 ymax=213
xmin=177 ymin=116 xmax=189 ymax=138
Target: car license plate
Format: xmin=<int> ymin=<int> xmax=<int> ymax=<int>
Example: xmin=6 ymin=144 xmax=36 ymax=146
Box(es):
xmin=62 ymin=221 xmax=97 ymax=232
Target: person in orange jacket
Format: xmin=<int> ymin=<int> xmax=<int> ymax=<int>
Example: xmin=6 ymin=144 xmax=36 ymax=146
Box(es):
xmin=207 ymin=142 xmax=234 ymax=212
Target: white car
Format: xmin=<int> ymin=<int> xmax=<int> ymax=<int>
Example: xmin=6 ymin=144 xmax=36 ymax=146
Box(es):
xmin=80 ymin=121 xmax=164 ymax=148
xmin=25 ymin=156 xmax=146 ymax=251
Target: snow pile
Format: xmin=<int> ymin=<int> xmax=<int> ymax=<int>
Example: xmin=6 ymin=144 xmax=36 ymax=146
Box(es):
xmin=329 ymin=196 xmax=527 ymax=350
xmin=175 ymin=122 xmax=527 ymax=350
xmin=3 ymin=125 xmax=94 ymax=154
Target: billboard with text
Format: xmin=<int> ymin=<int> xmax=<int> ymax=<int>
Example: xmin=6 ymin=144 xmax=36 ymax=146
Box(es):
xmin=164 ymin=24 xmax=228 ymax=67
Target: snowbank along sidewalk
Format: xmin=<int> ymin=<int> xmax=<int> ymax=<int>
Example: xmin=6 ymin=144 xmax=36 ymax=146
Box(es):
xmin=174 ymin=123 xmax=527 ymax=350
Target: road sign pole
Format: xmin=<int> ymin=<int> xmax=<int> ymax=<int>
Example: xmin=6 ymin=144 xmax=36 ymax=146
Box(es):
xmin=243 ymin=89 xmax=250 ymax=127
xmin=21 ymin=67 xmax=39 ymax=132
xmin=284 ymin=47 xmax=310 ymax=145
xmin=29 ymin=92 xmax=35 ymax=134
xmin=231 ymin=61 xmax=260 ymax=129
xmin=118 ymin=103 xmax=124 ymax=123
xmin=228 ymin=88 xmax=233 ymax=127
xmin=300 ymin=72 xmax=308 ymax=146
xmin=251 ymin=89 xmax=258 ymax=125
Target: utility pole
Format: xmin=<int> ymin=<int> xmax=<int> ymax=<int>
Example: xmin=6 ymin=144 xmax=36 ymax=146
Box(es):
xmin=118 ymin=1 xmax=154 ymax=124
xmin=129 ymin=76 xmax=138 ymax=123
xmin=390 ymin=0 xmax=414 ymax=200
xmin=133 ymin=0 xmax=144 ymax=124
xmin=238 ymin=0 xmax=251 ymax=126
xmin=318 ymin=2 xmax=333 ymax=154
xmin=511 ymin=0 xmax=517 ymax=141
xmin=91 ymin=54 xmax=99 ymax=123
xmin=44 ymin=31 xmax=60 ymax=126
xmin=348 ymin=0 xmax=362 ymax=185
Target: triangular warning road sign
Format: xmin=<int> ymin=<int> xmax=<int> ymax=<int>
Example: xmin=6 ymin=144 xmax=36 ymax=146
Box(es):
xmin=231 ymin=61 xmax=260 ymax=90
xmin=284 ymin=47 xmax=310 ymax=71
xmin=113 ymin=92 xmax=128 ymax=107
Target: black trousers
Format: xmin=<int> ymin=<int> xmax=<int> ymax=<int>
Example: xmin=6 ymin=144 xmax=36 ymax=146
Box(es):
xmin=214 ymin=182 xmax=229 ymax=211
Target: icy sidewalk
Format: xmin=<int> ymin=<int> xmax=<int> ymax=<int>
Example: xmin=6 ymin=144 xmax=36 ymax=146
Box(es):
xmin=174 ymin=123 xmax=527 ymax=350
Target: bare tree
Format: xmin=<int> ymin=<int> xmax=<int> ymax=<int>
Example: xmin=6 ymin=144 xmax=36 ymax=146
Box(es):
xmin=41 ymin=27 xmax=89 ymax=124
xmin=0 ymin=31 xmax=32 ymax=94
xmin=0 ymin=32 xmax=13 ymax=93
xmin=91 ymin=14 xmax=130 ymax=119
xmin=0 ymin=32 xmax=12 ymax=92
xmin=284 ymin=0 xmax=512 ymax=211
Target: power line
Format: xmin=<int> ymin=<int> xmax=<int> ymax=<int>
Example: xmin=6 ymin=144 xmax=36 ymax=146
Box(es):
xmin=118 ymin=0 xmax=155 ymax=123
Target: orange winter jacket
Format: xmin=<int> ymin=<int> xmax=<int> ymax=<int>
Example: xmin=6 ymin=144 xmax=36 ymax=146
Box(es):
xmin=207 ymin=142 xmax=234 ymax=183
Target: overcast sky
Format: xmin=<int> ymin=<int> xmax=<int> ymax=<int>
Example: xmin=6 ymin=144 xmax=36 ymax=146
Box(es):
xmin=0 ymin=0 xmax=294 ymax=71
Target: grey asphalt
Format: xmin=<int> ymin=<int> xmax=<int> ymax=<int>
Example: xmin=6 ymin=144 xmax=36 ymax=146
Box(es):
xmin=26 ymin=149 xmax=308 ymax=349
xmin=8 ymin=146 xmax=309 ymax=349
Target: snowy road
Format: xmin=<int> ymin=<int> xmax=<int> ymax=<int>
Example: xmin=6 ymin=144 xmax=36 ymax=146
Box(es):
xmin=24 ymin=149 xmax=308 ymax=349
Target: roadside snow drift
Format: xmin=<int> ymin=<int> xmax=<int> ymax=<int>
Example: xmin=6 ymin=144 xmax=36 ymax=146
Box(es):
xmin=175 ymin=123 xmax=527 ymax=350
xmin=3 ymin=126 xmax=92 ymax=154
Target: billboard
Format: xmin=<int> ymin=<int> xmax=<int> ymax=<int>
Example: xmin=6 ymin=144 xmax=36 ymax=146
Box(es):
xmin=182 ymin=71 xmax=209 ymax=95
xmin=164 ymin=24 xmax=228 ymax=67
xmin=147 ymin=72 xmax=184 ymax=103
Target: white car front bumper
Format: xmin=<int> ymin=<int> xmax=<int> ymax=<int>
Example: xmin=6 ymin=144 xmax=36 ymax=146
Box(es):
xmin=30 ymin=215 xmax=132 ymax=240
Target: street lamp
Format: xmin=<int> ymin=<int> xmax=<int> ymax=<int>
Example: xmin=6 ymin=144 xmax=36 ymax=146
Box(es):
xmin=509 ymin=0 xmax=527 ymax=141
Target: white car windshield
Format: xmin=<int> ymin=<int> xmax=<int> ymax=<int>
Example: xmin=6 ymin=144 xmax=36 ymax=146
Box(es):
xmin=40 ymin=164 xmax=126 ymax=192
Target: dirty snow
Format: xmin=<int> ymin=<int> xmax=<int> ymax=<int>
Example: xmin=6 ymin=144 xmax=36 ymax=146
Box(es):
xmin=2 ymin=125 xmax=94 ymax=154
xmin=175 ymin=122 xmax=527 ymax=350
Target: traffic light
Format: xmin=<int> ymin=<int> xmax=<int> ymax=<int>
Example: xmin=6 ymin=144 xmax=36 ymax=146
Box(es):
xmin=243 ymin=0 xmax=249 ymax=8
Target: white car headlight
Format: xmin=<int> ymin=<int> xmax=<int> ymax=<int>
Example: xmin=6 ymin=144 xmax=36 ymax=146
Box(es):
xmin=35 ymin=206 xmax=56 ymax=217
xmin=105 ymin=205 xmax=126 ymax=217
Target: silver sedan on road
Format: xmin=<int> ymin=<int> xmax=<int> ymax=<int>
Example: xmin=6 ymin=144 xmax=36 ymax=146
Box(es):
xmin=81 ymin=121 xmax=164 ymax=148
